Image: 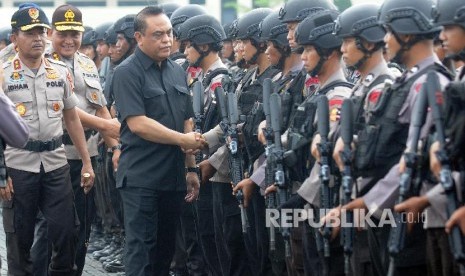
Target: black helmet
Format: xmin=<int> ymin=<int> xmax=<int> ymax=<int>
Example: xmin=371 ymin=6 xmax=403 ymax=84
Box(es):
xmin=236 ymin=8 xmax=272 ymax=43
xmin=170 ymin=5 xmax=207 ymax=37
xmin=104 ymin=24 xmax=117 ymax=45
xmin=178 ymin=14 xmax=226 ymax=45
xmin=114 ymin=14 xmax=136 ymax=40
xmin=223 ymin=21 xmax=235 ymax=41
xmin=227 ymin=19 xmax=239 ymax=40
xmin=160 ymin=3 xmax=181 ymax=19
xmin=295 ymin=10 xmax=341 ymax=50
xmin=334 ymin=4 xmax=385 ymax=43
xmin=0 ymin=27 xmax=11 ymax=45
xmin=91 ymin=22 xmax=113 ymax=42
xmin=278 ymin=0 xmax=336 ymax=23
xmin=82 ymin=28 xmax=95 ymax=45
xmin=378 ymin=0 xmax=440 ymax=35
xmin=259 ymin=11 xmax=289 ymax=48
xmin=433 ymin=0 xmax=465 ymax=29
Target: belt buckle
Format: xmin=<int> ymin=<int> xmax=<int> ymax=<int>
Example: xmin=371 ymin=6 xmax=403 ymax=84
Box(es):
xmin=40 ymin=140 xmax=51 ymax=152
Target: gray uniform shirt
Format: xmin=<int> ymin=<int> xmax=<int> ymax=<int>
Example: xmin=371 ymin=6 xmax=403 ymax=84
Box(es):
xmin=46 ymin=49 xmax=107 ymax=159
xmin=0 ymin=88 xmax=29 ymax=147
xmin=3 ymin=56 xmax=78 ymax=173
xmin=363 ymin=56 xmax=451 ymax=226
xmin=297 ymin=69 xmax=352 ymax=207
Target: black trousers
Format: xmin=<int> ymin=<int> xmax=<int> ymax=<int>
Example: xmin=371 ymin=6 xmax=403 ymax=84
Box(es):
xmin=212 ymin=182 xmax=252 ymax=276
xmin=3 ymin=164 xmax=77 ymax=276
xmin=426 ymin=228 xmax=459 ymax=276
xmin=31 ymin=158 xmax=97 ymax=276
xmin=120 ymin=187 xmax=184 ymax=276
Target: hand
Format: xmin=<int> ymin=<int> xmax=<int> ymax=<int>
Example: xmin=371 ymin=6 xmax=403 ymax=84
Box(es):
xmin=102 ymin=118 xmax=120 ymax=140
xmin=445 ymin=206 xmax=465 ymax=235
xmin=311 ymin=134 xmax=321 ymax=162
xmin=180 ymin=132 xmax=206 ymax=151
xmin=232 ymin=178 xmax=255 ymax=208
xmin=332 ymin=137 xmax=345 ymax=171
xmin=80 ymin=164 xmax=95 ymax=194
xmin=394 ymin=196 xmax=429 ymax=233
xmin=398 ymin=155 xmax=406 ymax=174
xmin=185 ymin=172 xmax=200 ymax=202
xmin=257 ymin=120 xmax=267 ymax=145
xmin=429 ymin=141 xmax=441 ymax=179
xmin=112 ymin=149 xmax=120 ymax=172
xmin=110 ymin=105 xmax=117 ymax=118
xmin=265 ymin=184 xmax=277 ymax=196
xmin=198 ymin=159 xmax=216 ymax=185
xmin=320 ymin=206 xmax=342 ymax=241
xmin=342 ymin=197 xmax=367 ymax=212
xmin=0 ymin=177 xmax=14 ymax=201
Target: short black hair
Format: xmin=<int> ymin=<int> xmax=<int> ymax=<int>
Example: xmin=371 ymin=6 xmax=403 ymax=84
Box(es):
xmin=134 ymin=5 xmax=165 ymax=34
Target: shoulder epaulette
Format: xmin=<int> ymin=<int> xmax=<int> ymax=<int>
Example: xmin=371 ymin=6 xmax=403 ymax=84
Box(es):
xmin=46 ymin=57 xmax=67 ymax=67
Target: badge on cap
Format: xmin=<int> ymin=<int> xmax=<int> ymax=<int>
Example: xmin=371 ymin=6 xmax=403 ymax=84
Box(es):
xmin=64 ymin=9 xmax=75 ymax=22
xmin=28 ymin=8 xmax=39 ymax=21
xmin=46 ymin=68 xmax=59 ymax=79
xmin=16 ymin=103 xmax=26 ymax=116
xmin=10 ymin=72 xmax=24 ymax=82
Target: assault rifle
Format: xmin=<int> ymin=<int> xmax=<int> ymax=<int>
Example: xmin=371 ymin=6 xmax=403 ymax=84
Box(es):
xmin=387 ymin=79 xmax=429 ymax=276
xmin=192 ymin=81 xmax=204 ymax=164
xmin=426 ymin=72 xmax=465 ymax=265
xmin=339 ymin=99 xmax=354 ymax=275
xmin=270 ymin=91 xmax=291 ymax=257
xmin=263 ymin=78 xmax=277 ymax=252
xmin=317 ymin=95 xmax=332 ymax=258
xmin=215 ymin=86 xmax=249 ymax=233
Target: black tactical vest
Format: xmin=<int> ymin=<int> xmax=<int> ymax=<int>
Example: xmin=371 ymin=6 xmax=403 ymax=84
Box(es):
xmin=275 ymin=70 xmax=300 ymax=130
xmin=355 ymin=63 xmax=451 ymax=179
xmin=202 ymin=68 xmax=231 ymax=133
xmin=240 ymin=66 xmax=280 ymax=164
xmin=285 ymin=80 xmax=354 ymax=182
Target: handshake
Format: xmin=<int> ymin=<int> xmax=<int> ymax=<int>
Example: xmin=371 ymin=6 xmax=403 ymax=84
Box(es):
xmin=180 ymin=132 xmax=207 ymax=153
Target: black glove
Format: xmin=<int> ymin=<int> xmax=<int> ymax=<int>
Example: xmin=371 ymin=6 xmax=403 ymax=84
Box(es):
xmin=279 ymin=193 xmax=308 ymax=210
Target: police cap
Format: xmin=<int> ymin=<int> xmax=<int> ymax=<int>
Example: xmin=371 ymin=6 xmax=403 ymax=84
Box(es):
xmin=52 ymin=4 xmax=85 ymax=32
xmin=11 ymin=4 xmax=50 ymax=31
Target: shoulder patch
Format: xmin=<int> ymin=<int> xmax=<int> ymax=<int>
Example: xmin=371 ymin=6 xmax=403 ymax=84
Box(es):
xmin=210 ymin=81 xmax=222 ymax=91
xmin=368 ymin=89 xmax=382 ymax=103
xmin=414 ymin=83 xmax=422 ymax=93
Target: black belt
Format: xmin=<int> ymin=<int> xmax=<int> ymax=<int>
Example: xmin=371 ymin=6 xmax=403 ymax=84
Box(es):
xmin=23 ymin=136 xmax=63 ymax=152
xmin=62 ymin=130 xmax=95 ymax=145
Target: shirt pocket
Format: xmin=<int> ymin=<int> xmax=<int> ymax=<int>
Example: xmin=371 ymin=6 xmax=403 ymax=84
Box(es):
xmin=8 ymin=92 xmax=34 ymax=120
xmin=45 ymin=87 xmax=64 ymax=118
xmin=143 ymin=87 xmax=167 ymax=120
xmin=173 ymin=84 xmax=189 ymax=116
xmin=84 ymin=77 xmax=104 ymax=107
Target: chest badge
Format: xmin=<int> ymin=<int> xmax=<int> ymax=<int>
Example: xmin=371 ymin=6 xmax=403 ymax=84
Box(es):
xmin=52 ymin=102 xmax=61 ymax=112
xmin=91 ymin=92 xmax=98 ymax=101
xmin=46 ymin=68 xmax=59 ymax=79
xmin=16 ymin=103 xmax=27 ymax=116
xmin=10 ymin=72 xmax=24 ymax=82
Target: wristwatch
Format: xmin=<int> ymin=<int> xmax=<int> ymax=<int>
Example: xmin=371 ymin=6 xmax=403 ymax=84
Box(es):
xmin=186 ymin=166 xmax=199 ymax=174
xmin=110 ymin=144 xmax=121 ymax=152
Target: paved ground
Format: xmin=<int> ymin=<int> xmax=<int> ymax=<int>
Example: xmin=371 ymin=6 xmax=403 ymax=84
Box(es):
xmin=0 ymin=215 xmax=114 ymax=276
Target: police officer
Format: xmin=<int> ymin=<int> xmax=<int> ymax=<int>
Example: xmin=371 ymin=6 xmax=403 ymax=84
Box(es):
xmin=3 ymin=4 xmax=95 ymax=275
xmin=79 ymin=27 xmax=98 ymax=67
xmin=112 ymin=6 xmax=205 ymax=275
xmin=160 ymin=2 xmax=181 ymax=19
xmin=0 ymin=27 xmax=11 ymax=51
xmin=91 ymin=21 xmax=112 ymax=86
xmin=29 ymin=5 xmax=120 ymax=276
xmin=329 ymin=4 xmax=396 ymax=275
xmin=341 ymin=0 xmax=452 ymax=274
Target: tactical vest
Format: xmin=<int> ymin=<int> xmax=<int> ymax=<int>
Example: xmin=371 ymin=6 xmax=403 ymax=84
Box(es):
xmin=275 ymin=70 xmax=300 ymax=130
xmin=0 ymin=138 xmax=6 ymax=187
xmin=240 ymin=66 xmax=280 ymax=164
xmin=285 ymin=80 xmax=354 ymax=182
xmin=351 ymin=74 xmax=393 ymax=132
xmin=355 ymin=63 xmax=451 ymax=179
xmin=202 ymin=68 xmax=231 ymax=133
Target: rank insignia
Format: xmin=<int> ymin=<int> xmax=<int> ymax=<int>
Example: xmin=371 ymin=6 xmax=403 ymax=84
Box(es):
xmin=52 ymin=102 xmax=61 ymax=112
xmin=13 ymin=59 xmax=21 ymax=70
xmin=46 ymin=68 xmax=59 ymax=79
xmin=52 ymin=52 xmax=60 ymax=61
xmin=91 ymin=92 xmax=98 ymax=101
xmin=16 ymin=103 xmax=26 ymax=116
xmin=10 ymin=72 xmax=24 ymax=82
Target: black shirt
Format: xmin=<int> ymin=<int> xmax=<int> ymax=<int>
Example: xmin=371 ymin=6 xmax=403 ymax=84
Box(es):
xmin=113 ymin=47 xmax=193 ymax=191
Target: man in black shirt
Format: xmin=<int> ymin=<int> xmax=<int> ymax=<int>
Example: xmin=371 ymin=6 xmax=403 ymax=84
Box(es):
xmin=112 ymin=6 xmax=206 ymax=275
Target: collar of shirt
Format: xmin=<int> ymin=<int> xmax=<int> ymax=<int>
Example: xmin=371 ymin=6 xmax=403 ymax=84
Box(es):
xmin=405 ymin=55 xmax=439 ymax=80
xmin=360 ymin=61 xmax=393 ymax=88
xmin=135 ymin=47 xmax=167 ymax=71
xmin=318 ymin=68 xmax=346 ymax=91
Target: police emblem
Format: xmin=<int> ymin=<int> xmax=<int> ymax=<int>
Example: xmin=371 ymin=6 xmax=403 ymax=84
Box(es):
xmin=28 ymin=8 xmax=39 ymax=21
xmin=16 ymin=103 xmax=26 ymax=116
xmin=64 ymin=9 xmax=75 ymax=22
xmin=52 ymin=52 xmax=60 ymax=61
xmin=46 ymin=68 xmax=59 ymax=79
xmin=330 ymin=107 xmax=341 ymax=122
xmin=13 ymin=59 xmax=21 ymax=70
xmin=10 ymin=72 xmax=24 ymax=82
xmin=52 ymin=102 xmax=61 ymax=112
